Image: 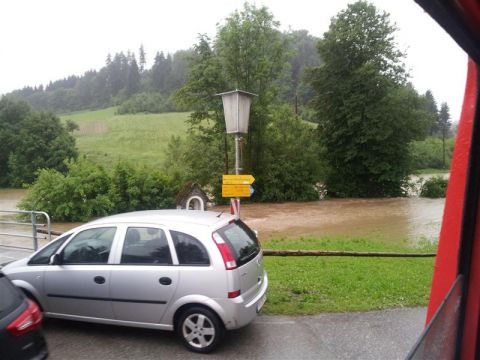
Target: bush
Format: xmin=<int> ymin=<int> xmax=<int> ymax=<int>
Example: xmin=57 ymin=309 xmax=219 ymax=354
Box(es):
xmin=410 ymin=137 xmax=454 ymax=170
xmin=420 ymin=176 xmax=448 ymax=198
xmin=19 ymin=159 xmax=179 ymax=222
xmin=116 ymin=92 xmax=180 ymax=114
xmin=110 ymin=162 xmax=177 ymax=213
xmin=19 ymin=159 xmax=113 ymax=221
xmin=0 ymin=98 xmax=77 ymax=186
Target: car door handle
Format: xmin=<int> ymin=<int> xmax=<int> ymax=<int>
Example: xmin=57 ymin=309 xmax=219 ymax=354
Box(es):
xmin=159 ymin=277 xmax=172 ymax=285
xmin=94 ymin=276 xmax=106 ymax=284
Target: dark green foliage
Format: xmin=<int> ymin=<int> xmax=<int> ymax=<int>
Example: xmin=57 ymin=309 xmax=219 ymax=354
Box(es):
xmin=175 ymin=4 xmax=321 ymax=202
xmin=420 ymin=176 xmax=448 ymax=198
xmin=19 ymin=159 xmax=178 ymax=221
xmin=424 ymin=90 xmax=439 ymax=136
xmin=139 ymin=45 xmax=146 ymax=73
xmin=410 ymin=137 xmax=454 ymax=170
xmin=438 ymin=102 xmax=452 ymax=168
xmin=277 ymin=30 xmax=322 ymax=115
xmin=151 ymin=52 xmax=172 ymax=92
xmin=255 ymin=106 xmax=322 ymax=202
xmin=110 ymin=162 xmax=177 ymax=213
xmin=0 ymin=98 xmax=77 ymax=187
xmin=116 ymin=92 xmax=180 ymax=114
xmin=126 ymin=57 xmax=141 ymax=96
xmin=7 ymin=48 xmax=191 ymax=114
xmin=309 ymin=1 xmax=430 ymax=197
xmin=19 ymin=159 xmax=113 ymax=221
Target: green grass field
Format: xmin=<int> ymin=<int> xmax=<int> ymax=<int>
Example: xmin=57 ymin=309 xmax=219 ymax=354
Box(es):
xmin=61 ymin=107 xmax=190 ymax=169
xmin=262 ymin=236 xmax=435 ymax=315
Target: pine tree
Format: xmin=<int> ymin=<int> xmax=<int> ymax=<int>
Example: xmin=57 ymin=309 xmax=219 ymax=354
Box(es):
xmin=438 ymin=102 xmax=452 ymax=168
xmin=126 ymin=58 xmax=141 ymax=96
xmin=424 ymin=90 xmax=439 ymax=135
xmin=139 ymin=45 xmax=146 ymax=73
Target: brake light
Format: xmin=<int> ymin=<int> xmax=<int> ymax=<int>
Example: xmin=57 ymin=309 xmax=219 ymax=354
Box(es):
xmin=7 ymin=300 xmax=42 ymax=336
xmin=228 ymin=290 xmax=241 ymax=298
xmin=212 ymin=232 xmax=237 ymax=270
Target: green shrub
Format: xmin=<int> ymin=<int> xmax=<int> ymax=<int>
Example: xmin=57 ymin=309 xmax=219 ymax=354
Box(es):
xmin=19 ymin=159 xmax=179 ymax=222
xmin=110 ymin=162 xmax=177 ymax=213
xmin=0 ymin=98 xmax=77 ymax=187
xmin=116 ymin=92 xmax=180 ymax=114
xmin=420 ymin=176 xmax=448 ymax=198
xmin=410 ymin=137 xmax=454 ymax=170
xmin=19 ymin=159 xmax=113 ymax=221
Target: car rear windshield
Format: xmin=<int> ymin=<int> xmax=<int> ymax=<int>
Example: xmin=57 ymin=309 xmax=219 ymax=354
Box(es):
xmin=0 ymin=274 xmax=23 ymax=319
xmin=215 ymin=220 xmax=260 ymax=267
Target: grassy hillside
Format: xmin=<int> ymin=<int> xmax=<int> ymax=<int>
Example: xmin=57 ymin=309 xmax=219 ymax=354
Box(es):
xmin=61 ymin=108 xmax=190 ymax=169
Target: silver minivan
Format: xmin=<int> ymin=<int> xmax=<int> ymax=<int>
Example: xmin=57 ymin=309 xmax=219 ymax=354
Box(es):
xmin=2 ymin=210 xmax=268 ymax=353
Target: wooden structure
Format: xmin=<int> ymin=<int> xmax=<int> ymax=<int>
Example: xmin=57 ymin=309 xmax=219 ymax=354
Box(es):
xmin=175 ymin=182 xmax=209 ymax=211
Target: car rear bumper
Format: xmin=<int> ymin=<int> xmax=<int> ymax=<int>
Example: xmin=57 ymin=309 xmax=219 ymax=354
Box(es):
xmin=210 ymin=272 xmax=268 ymax=330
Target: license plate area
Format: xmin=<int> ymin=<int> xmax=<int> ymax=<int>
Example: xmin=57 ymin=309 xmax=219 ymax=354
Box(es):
xmin=256 ymin=294 xmax=267 ymax=313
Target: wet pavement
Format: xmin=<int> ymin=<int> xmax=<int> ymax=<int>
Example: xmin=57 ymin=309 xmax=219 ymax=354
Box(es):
xmin=43 ymin=307 xmax=426 ymax=360
xmin=0 ymin=247 xmax=32 ymax=266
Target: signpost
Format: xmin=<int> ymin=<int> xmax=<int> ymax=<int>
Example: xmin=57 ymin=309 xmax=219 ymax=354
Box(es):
xmin=222 ymin=175 xmax=255 ymax=185
xmin=217 ymin=89 xmax=257 ymax=218
xmin=222 ymin=175 xmax=255 ymax=198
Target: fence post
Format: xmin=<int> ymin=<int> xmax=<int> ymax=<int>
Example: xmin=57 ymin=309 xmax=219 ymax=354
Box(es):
xmin=31 ymin=212 xmax=38 ymax=251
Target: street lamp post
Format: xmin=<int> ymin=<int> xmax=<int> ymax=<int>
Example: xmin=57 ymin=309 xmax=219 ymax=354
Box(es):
xmin=217 ymin=89 xmax=257 ymax=216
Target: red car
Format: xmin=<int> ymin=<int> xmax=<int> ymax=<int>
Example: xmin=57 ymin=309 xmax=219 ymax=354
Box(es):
xmin=408 ymin=1 xmax=480 ymax=358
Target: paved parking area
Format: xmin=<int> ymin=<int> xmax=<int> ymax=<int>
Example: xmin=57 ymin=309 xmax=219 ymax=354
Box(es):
xmin=43 ymin=307 xmax=426 ymax=360
xmin=0 ymin=246 xmax=32 ymax=266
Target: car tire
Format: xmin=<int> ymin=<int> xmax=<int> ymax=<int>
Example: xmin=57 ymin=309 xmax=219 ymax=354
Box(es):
xmin=176 ymin=306 xmax=224 ymax=353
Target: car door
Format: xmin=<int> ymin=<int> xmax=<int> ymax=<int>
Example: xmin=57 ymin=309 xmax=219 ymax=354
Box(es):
xmin=44 ymin=226 xmax=118 ymax=319
xmin=110 ymin=225 xmax=179 ymax=324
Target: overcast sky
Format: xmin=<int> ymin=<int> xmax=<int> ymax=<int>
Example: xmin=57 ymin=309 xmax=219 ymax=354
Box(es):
xmin=0 ymin=0 xmax=467 ymax=120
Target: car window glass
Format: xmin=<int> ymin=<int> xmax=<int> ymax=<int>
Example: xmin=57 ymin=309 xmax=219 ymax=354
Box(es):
xmin=121 ymin=227 xmax=172 ymax=265
xmin=62 ymin=227 xmax=116 ymax=264
xmin=0 ymin=275 xmax=23 ymax=319
xmin=28 ymin=233 xmax=71 ymax=265
xmin=171 ymin=231 xmax=210 ymax=266
xmin=215 ymin=220 xmax=260 ymax=267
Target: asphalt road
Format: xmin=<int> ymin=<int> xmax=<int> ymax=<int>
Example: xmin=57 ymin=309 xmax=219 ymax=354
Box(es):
xmin=43 ymin=307 xmax=426 ymax=360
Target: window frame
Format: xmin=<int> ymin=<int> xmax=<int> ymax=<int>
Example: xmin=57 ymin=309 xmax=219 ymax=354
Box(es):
xmin=55 ymin=225 xmax=119 ymax=265
xmin=170 ymin=230 xmax=211 ymax=267
xmin=111 ymin=224 xmax=179 ymax=265
xmin=119 ymin=226 xmax=174 ymax=266
xmin=28 ymin=232 xmax=73 ymax=266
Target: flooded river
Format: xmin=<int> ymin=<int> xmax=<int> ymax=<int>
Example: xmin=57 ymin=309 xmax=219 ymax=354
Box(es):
xmin=0 ymin=189 xmax=444 ymax=248
xmin=229 ymin=197 xmax=444 ymax=243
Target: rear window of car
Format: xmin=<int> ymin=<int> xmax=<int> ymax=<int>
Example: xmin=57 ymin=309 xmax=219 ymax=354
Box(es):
xmin=215 ymin=220 xmax=260 ymax=267
xmin=0 ymin=275 xmax=23 ymax=319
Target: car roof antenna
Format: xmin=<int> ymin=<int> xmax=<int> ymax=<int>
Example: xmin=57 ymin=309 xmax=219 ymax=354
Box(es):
xmin=217 ymin=211 xmax=224 ymax=218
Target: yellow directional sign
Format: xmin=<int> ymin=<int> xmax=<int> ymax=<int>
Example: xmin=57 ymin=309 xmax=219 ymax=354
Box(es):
xmin=222 ymin=174 xmax=255 ymax=185
xmin=222 ymin=184 xmax=251 ymax=197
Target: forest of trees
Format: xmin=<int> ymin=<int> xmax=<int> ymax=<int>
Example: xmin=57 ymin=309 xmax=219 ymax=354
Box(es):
xmin=3 ymin=1 xmax=457 ymax=220
xmin=5 ymin=31 xmax=322 ymax=117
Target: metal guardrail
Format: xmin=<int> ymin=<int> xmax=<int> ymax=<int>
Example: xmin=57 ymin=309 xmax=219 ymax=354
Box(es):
xmin=0 ymin=210 xmax=51 ymax=251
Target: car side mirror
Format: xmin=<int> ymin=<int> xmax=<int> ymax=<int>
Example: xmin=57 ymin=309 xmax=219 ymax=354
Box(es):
xmin=253 ymin=229 xmax=259 ymax=238
xmin=50 ymin=253 xmax=62 ymax=265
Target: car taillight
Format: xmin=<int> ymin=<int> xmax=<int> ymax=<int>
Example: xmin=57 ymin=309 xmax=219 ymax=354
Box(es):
xmin=212 ymin=232 xmax=237 ymax=270
xmin=228 ymin=290 xmax=241 ymax=298
xmin=7 ymin=300 xmax=42 ymax=337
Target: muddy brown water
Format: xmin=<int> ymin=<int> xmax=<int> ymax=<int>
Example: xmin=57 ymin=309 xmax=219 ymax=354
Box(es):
xmin=0 ymin=189 xmax=444 ymax=248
